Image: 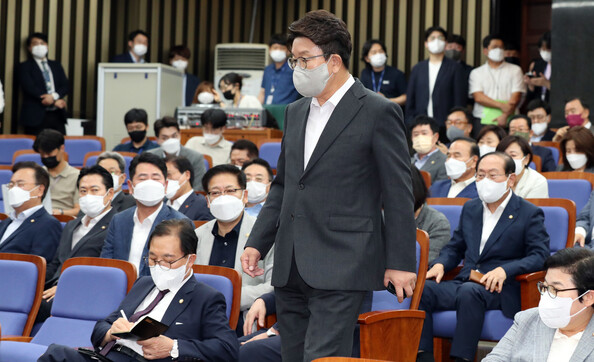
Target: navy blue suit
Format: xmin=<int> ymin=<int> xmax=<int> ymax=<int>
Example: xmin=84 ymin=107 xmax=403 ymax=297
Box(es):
xmin=419 ymin=193 xmax=550 ymax=359
xmin=110 ymin=52 xmax=135 ymax=63
xmin=429 ymin=179 xmax=479 ymax=199
xmin=100 ymin=204 xmax=192 ymax=276
xmin=185 ymin=73 xmax=201 ymax=106
xmin=532 ymin=144 xmax=556 ymax=172
xmin=176 ymin=192 xmax=212 ymax=221
xmin=0 ymin=207 xmax=61 ymax=262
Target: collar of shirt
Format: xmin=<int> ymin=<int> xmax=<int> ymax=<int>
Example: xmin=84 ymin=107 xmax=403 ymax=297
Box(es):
xmin=414 ymin=147 xmax=439 ymax=162
xmin=201 ymin=136 xmax=226 ymax=148
xmin=553 ymin=329 xmax=584 ymax=341
xmin=310 ymin=75 xmax=355 ymax=109
xmin=33 ymin=57 xmax=48 ymax=67
xmin=50 ymin=163 xmax=76 ymax=180
xmin=81 ymin=206 xmax=112 ymax=227
xmin=451 ymin=175 xmax=476 ymax=187
xmin=482 ymin=188 xmax=513 ymax=216
xmin=10 ymin=204 xmax=43 ymax=221
xmin=129 ymin=51 xmax=145 ymax=64
xmin=168 ymin=189 xmax=194 ymax=210
xmin=133 ymin=202 xmax=164 ymax=226
xmin=211 ymin=213 xmax=243 ymax=238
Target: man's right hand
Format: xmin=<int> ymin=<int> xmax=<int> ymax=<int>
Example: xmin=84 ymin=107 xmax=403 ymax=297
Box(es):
xmin=553 ymin=126 xmax=569 ymax=142
xmin=499 ymin=102 xmax=513 ymax=114
xmin=42 ymin=286 xmax=57 ymax=301
xmin=575 ymin=234 xmax=586 ymax=247
xmin=240 ymin=247 xmax=264 ymax=278
xmin=243 ymin=298 xmax=267 ymax=336
xmin=103 ymin=317 xmax=134 ymax=345
xmin=426 ymin=263 xmax=445 ymax=283
xmin=40 ymin=94 xmax=54 ymax=106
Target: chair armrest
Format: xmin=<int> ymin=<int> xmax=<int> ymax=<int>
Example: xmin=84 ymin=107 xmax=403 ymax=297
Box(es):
xmin=1 ymin=336 xmax=33 ymax=342
xmin=516 ymin=271 xmax=545 ymax=310
xmin=442 ymin=266 xmax=462 ymax=281
xmin=265 ymin=314 xmax=277 ymax=329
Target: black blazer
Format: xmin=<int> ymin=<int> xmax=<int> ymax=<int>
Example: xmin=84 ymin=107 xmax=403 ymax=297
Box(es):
xmin=526 ymin=58 xmax=550 ymax=103
xmin=17 ymin=58 xmax=69 ymax=127
xmin=111 ymin=192 xmax=136 ymax=213
xmin=532 ymin=145 xmax=556 ymax=172
xmin=185 ymin=73 xmax=201 ymax=106
xmin=178 ymin=192 xmax=213 ymax=221
xmin=405 ymin=57 xmax=467 ymax=127
xmin=110 ymin=52 xmax=134 ymax=63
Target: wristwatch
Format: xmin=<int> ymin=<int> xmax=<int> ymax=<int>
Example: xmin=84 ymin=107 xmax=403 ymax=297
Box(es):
xmin=170 ymin=339 xmax=179 ymax=359
xmin=266 ymin=329 xmax=277 ymax=337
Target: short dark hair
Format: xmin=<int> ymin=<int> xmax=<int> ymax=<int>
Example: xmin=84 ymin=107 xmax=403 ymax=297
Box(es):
xmin=496 ymin=135 xmax=534 ymax=166
xmin=526 ymin=99 xmax=551 ymax=115
xmin=220 ymin=72 xmax=243 ymax=90
xmin=149 ymin=219 xmax=197 ymax=256
xmin=424 ymin=26 xmax=447 ymax=41
xmin=124 ymin=108 xmax=148 ymax=126
xmin=448 ymin=106 xmax=474 ymax=124
xmin=410 ymin=166 xmax=427 ymax=211
xmin=477 ymin=125 xmax=507 ymax=144
xmin=269 ymin=34 xmax=287 ymax=47
xmin=242 ymin=158 xmax=274 ymax=182
xmin=287 ymin=10 xmax=353 ymax=68
xmin=566 ymin=97 xmax=590 ymax=111
xmin=96 ymin=151 xmax=126 ymax=174
xmin=129 ymin=152 xmax=167 ymax=180
xmin=231 ymin=140 xmax=259 ymax=159
xmin=447 ymin=34 xmax=466 ymax=48
xmin=201 ymin=109 xmax=227 ymax=129
xmin=168 ymin=45 xmax=191 ymax=60
xmin=27 ymin=32 xmax=48 ymax=46
xmin=154 ymin=116 xmax=179 ymax=137
xmin=77 ymin=165 xmax=114 ymax=190
xmin=544 ymin=248 xmax=594 ymax=305
xmin=410 ymin=115 xmax=439 ymax=135
xmin=477 ymin=151 xmax=515 ymax=175
xmin=482 ymin=34 xmax=504 ymax=49
xmin=202 ymin=164 xmax=246 ymax=193
xmin=509 ymin=114 xmax=532 ymax=129
xmin=361 ymin=39 xmax=388 ymax=65
xmin=128 ymin=29 xmax=149 ymax=42
xmin=12 ymin=161 xmax=50 ymax=200
xmin=33 ymin=129 xmax=64 ymax=153
xmin=166 ymin=156 xmax=194 ymax=186
xmin=538 ymin=31 xmax=551 ymax=49
xmin=451 ymin=136 xmax=480 ymax=159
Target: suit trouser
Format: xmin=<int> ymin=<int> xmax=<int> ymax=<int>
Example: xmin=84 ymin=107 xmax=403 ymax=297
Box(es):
xmin=39 ymin=343 xmax=142 ymax=362
xmin=238 ymin=329 xmax=282 ymax=362
xmin=418 ymin=279 xmax=502 ymax=360
xmin=24 ymin=109 xmax=66 ymax=135
xmin=275 ymin=254 xmax=367 ymax=362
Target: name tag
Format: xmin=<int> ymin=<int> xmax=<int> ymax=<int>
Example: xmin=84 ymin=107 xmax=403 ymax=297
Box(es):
xmin=382 ymin=80 xmax=390 ymax=85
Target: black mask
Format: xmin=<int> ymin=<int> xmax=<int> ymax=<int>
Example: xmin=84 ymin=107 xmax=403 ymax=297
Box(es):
xmin=223 ymin=90 xmax=234 ymax=100
xmin=41 ymin=156 xmax=60 ymax=169
xmin=505 ymin=57 xmax=520 ymax=66
xmin=444 ymin=49 xmax=462 ymax=62
xmin=128 ymin=130 xmax=146 ymax=143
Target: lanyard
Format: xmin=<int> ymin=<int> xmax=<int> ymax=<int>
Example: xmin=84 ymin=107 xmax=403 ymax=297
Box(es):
xmin=371 ymin=70 xmax=385 ymax=93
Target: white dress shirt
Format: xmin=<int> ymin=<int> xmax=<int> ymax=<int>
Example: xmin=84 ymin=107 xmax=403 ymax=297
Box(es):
xmin=547 ymin=329 xmax=583 ymax=362
xmin=427 ymin=61 xmax=442 ymax=117
xmin=479 ymin=190 xmax=513 ymax=254
xmin=304 ymin=75 xmax=355 ymax=169
xmin=129 ymin=203 xmax=164 ymax=275
xmin=447 ymin=176 xmax=476 ymax=198
xmin=33 ymin=57 xmax=59 ymax=100
xmin=167 ymin=189 xmax=193 ymax=211
xmin=0 ymin=205 xmax=44 ymax=244
xmin=129 ymin=51 xmax=145 ymax=64
xmin=71 ymin=207 xmax=112 ymax=249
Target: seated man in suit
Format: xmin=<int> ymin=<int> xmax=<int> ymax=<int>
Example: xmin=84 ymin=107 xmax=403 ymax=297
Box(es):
xmin=508 ymin=114 xmax=556 ymax=172
xmin=410 ymin=115 xmax=447 ymax=183
xmin=230 ymin=140 xmax=259 ymax=168
xmin=239 ymin=291 xmax=281 ymax=362
xmin=429 ymin=137 xmax=479 ymax=198
xmin=417 ymin=152 xmax=550 ymax=362
xmin=527 ymin=99 xmax=556 ymax=142
xmin=168 ymin=45 xmax=201 ymax=107
xmin=0 ymin=161 xmax=61 ymax=261
xmin=39 ymin=219 xmax=239 ymax=362
xmin=185 ymin=108 xmax=233 ymax=166
xmin=575 ymin=189 xmax=594 ymax=248
xmin=96 ymin=151 xmax=136 ymax=212
xmin=243 ymin=158 xmax=274 ymax=217
xmin=444 ymin=107 xmax=475 ymax=142
xmin=148 ymin=116 xmax=206 ymax=191
xmin=110 ymin=29 xmax=149 ymax=63
xmin=113 ymin=108 xmax=160 ymax=154
xmin=165 ymin=156 xmax=212 ymax=221
xmin=38 ymin=165 xmax=118 ymax=322
xmin=194 ymin=165 xmax=274 ymax=325
xmin=101 ymin=152 xmax=192 ymax=276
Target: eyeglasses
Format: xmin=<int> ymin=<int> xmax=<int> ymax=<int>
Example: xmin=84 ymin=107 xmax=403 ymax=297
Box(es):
xmin=287 ymin=54 xmax=328 ymax=70
xmin=529 ymin=114 xmax=548 ymax=121
xmin=537 ymin=281 xmax=579 ymax=299
xmin=445 ymin=119 xmax=468 ymax=127
xmin=6 ymin=182 xmax=37 ymax=189
xmin=475 ymin=173 xmax=507 ymax=181
xmin=207 ymin=188 xmax=243 ymax=198
xmin=144 ymin=255 xmax=187 ymax=271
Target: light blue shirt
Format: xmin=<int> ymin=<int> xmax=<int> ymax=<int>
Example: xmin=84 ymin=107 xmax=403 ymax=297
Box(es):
xmin=245 ymin=203 xmax=263 ymax=217
xmin=413 ymin=148 xmax=439 ymax=170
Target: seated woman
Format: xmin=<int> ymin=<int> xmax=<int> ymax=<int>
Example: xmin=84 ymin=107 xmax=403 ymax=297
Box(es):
xmin=192 ymin=80 xmax=226 ymax=107
xmin=476 ymin=125 xmax=507 ymax=157
xmin=558 ymin=126 xmax=594 ymax=173
xmin=484 ymin=247 xmax=594 ymax=361
xmin=219 ymin=72 xmax=263 ymax=109
xmin=496 ymin=135 xmax=549 ymax=199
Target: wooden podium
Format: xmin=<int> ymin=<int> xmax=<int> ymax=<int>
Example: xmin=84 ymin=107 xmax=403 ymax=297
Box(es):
xmin=181 ymin=128 xmax=283 ymax=146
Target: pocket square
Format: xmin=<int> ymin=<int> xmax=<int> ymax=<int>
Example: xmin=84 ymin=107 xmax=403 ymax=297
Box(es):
xmin=175 ymin=322 xmax=183 ymax=325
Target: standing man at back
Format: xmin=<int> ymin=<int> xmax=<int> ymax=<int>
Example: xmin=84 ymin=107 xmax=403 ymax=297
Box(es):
xmin=240 ymin=10 xmax=416 ymax=361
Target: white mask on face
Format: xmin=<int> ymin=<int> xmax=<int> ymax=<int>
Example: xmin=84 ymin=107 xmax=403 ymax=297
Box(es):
xmin=567 ymin=153 xmax=588 ymax=170
xmin=112 ymin=174 xmax=121 ymax=192
xmin=269 ymin=50 xmax=287 ymax=63
xmin=165 ymin=177 xmax=187 ymax=200
xmin=132 ymin=180 xmax=165 ymax=207
xmin=203 ymin=132 xmax=221 ymax=146
xmin=488 ymin=48 xmax=505 ymax=62
xmin=133 ymin=44 xmax=148 ymax=57
xmin=32 ymin=45 xmax=48 ymax=59
xmin=538 ymin=290 xmax=591 ymax=329
xmin=479 ymin=145 xmax=497 ymax=157
xmin=209 ymin=193 xmax=245 ymax=222
xmin=246 ymin=181 xmax=268 ymax=204
xmin=197 ymin=92 xmax=215 ymax=104
xmin=150 ymin=257 xmax=190 ymax=291
xmin=513 ymin=157 xmax=526 ymax=175
xmin=531 ymin=122 xmax=548 ymax=136
xmin=8 ymin=186 xmax=39 ymax=208
xmin=540 ymin=50 xmax=552 ymax=63
xmin=369 ymin=53 xmax=387 ymax=68
xmin=427 ymin=39 xmax=446 ymax=54
xmin=412 ymin=135 xmax=434 ymax=155
xmin=79 ymin=192 xmax=109 ymax=218
xmin=445 ymin=158 xmax=471 ymax=180
xmin=476 ymin=176 xmax=509 ymax=203
xmin=161 ymin=138 xmax=181 ymax=155
xmin=171 ymin=60 xmax=188 ymax=70
xmin=292 ymin=57 xmax=334 ymax=98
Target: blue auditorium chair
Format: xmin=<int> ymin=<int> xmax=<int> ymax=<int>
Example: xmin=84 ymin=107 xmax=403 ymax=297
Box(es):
xmin=259 ymin=141 xmax=281 ymax=170
xmin=0 ymin=136 xmax=35 ymax=166
xmin=193 ymin=264 xmax=241 ymax=330
xmin=64 ymin=136 xmax=105 ymax=167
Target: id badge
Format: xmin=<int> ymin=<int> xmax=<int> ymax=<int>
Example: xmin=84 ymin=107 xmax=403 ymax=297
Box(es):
xmin=266 ymin=94 xmax=274 ymax=105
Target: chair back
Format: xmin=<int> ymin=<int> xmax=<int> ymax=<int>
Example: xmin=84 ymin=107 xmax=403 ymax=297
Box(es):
xmin=527 ymin=198 xmax=576 ymax=253
xmin=430 ymin=204 xmax=464 ymax=238
xmin=12 ymin=150 xmax=42 ymax=166
xmin=192 ymin=264 xmax=241 ymax=329
xmin=64 ymin=136 xmax=106 ymax=167
xmin=0 ymin=213 xmax=7 ymax=220
xmin=259 ymin=141 xmax=282 ymax=170
xmin=0 ymin=253 xmax=45 ymax=337
xmin=0 ymin=170 xmax=12 ymax=202
xmin=53 ymin=214 xmax=76 ymax=223
xmin=534 ymin=141 xmax=561 ymax=164
xmin=203 ymin=155 xmax=212 ymax=170
xmin=193 ymin=220 xmax=209 ymax=228
xmin=419 ymin=170 xmax=432 ymax=189
xmin=543 ymin=172 xmax=593 ymax=212
xmin=531 ymin=154 xmax=542 ymax=172
xmin=0 ymin=136 xmax=35 ymax=165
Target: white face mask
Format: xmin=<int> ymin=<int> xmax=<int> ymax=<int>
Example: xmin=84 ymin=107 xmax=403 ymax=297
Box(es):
xmin=171 ymin=59 xmax=188 ymax=70
xmin=161 ymin=138 xmax=181 ymax=155
xmin=8 ymin=185 xmax=39 ymax=208
xmin=513 ymin=157 xmax=526 ymax=175
xmin=531 ymin=122 xmax=548 ymax=136
xmin=270 ymin=49 xmax=287 ymax=63
xmin=79 ymin=192 xmax=109 ymax=218
xmin=112 ymin=174 xmax=121 ymax=192
xmin=488 ymin=48 xmax=505 ymax=62
xmin=246 ymin=181 xmax=268 ymax=204
xmin=32 ymin=45 xmax=48 ymax=59
xmin=479 ymin=145 xmax=497 ymax=157
xmin=197 ymin=92 xmax=215 ymax=104
xmin=292 ymin=57 xmax=334 ymax=98
xmin=427 ymin=39 xmax=446 ymax=54
xmin=133 ymin=44 xmax=148 ymax=57
xmin=203 ymin=132 xmax=221 ymax=146
xmin=567 ymin=153 xmax=588 ymax=170
xmin=209 ymin=193 xmax=245 ymax=222
xmin=369 ymin=53 xmax=387 ymax=68
xmin=540 ymin=50 xmax=552 ymax=63
xmin=476 ymin=176 xmax=509 ymax=204
xmin=150 ymin=257 xmax=190 ymax=291
xmin=165 ymin=177 xmax=187 ymax=200
xmin=445 ymin=158 xmax=471 ymax=180
xmin=538 ymin=290 xmax=591 ymax=329
xmin=412 ymin=135 xmax=434 ymax=154
xmin=132 ymin=180 xmax=165 ymax=207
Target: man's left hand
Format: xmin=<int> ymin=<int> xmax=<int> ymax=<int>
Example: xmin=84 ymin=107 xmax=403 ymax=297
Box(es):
xmin=384 ymin=269 xmax=416 ymax=303
xmin=54 ymin=99 xmax=67 ymax=109
xmin=480 ymin=267 xmax=507 ymax=293
xmin=138 ymin=335 xmax=174 ymax=360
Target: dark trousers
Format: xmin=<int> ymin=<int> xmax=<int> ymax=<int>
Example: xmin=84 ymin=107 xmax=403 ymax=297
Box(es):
xmin=275 ymin=254 xmax=367 ymax=362
xmin=24 ymin=109 xmax=66 ymax=135
xmin=238 ymin=330 xmax=282 ymax=362
xmin=38 ymin=343 xmax=141 ymax=362
xmin=419 ymin=280 xmax=502 ymax=360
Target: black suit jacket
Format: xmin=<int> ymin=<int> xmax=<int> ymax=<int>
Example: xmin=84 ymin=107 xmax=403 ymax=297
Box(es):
xmin=17 ymin=58 xmax=69 ymax=127
xmin=110 ymin=52 xmax=135 ymax=63
xmin=177 ymin=192 xmax=213 ymax=221
xmin=405 ymin=57 xmax=467 ymax=126
xmin=45 ymin=208 xmax=118 ymax=287
xmin=247 ymin=79 xmax=417 ymax=291
xmin=185 ymin=73 xmax=201 ymax=106
xmin=532 ymin=144 xmax=556 ymax=172
xmin=111 ymin=192 xmax=136 ymax=213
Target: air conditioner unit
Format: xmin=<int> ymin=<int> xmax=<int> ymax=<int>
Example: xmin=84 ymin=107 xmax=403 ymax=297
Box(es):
xmin=214 ymin=43 xmax=268 ymax=98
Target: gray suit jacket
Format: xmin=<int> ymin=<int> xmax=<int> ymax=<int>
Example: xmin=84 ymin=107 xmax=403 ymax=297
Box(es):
xmin=148 ymin=145 xmax=207 ymax=191
xmin=411 ymin=150 xmax=448 ymax=183
xmin=415 ymin=204 xmax=450 ymax=263
xmin=484 ymin=308 xmax=594 ymax=361
xmin=246 ymin=79 xmax=416 ymax=291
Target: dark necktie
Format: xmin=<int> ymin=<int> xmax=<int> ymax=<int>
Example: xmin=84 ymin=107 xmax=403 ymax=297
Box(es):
xmin=100 ymin=289 xmax=169 ymax=356
xmin=41 ymin=60 xmax=52 ymax=93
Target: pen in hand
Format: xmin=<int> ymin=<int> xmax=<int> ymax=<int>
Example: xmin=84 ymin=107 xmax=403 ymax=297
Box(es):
xmin=120 ymin=309 xmax=128 ymax=321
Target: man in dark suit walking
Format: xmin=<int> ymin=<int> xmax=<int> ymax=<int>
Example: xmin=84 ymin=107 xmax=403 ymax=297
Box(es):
xmin=17 ymin=32 xmax=69 ymax=135
xmin=240 ymin=10 xmax=417 ymax=362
